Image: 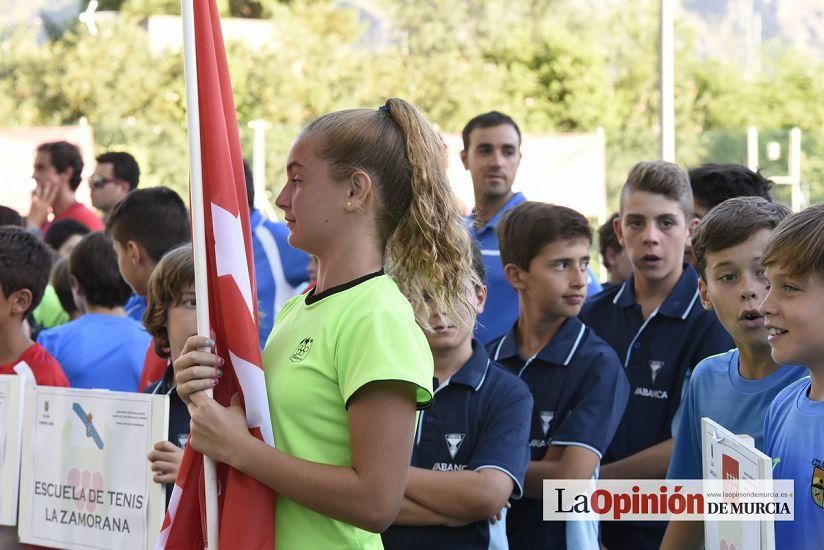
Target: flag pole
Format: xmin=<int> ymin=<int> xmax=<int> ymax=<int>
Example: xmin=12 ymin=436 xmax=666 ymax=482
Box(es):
xmin=181 ymin=0 xmax=220 ymax=548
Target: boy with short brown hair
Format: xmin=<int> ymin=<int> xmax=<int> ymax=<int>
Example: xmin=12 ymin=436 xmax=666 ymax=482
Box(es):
xmin=581 ymin=160 xmax=734 ymax=550
xmin=489 ymin=201 xmax=629 ymax=549
xmin=661 ymin=197 xmax=806 ymax=549
xmin=760 ymin=204 xmax=824 ymax=550
xmin=0 ymin=226 xmax=68 ymax=386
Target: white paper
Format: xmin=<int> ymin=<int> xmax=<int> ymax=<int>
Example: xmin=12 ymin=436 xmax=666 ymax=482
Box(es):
xmin=0 ymin=374 xmax=25 ymax=526
xmin=702 ymin=417 xmax=776 ymax=550
xmin=18 ymin=387 xmax=168 ymax=549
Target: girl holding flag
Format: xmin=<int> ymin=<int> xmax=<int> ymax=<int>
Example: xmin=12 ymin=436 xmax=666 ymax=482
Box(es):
xmin=174 ymin=98 xmax=478 ymax=548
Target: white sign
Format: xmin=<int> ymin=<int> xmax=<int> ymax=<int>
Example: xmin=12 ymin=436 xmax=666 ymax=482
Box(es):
xmin=702 ymin=417 xmax=776 ymax=550
xmin=18 ymin=387 xmax=168 ymax=549
xmin=0 ymin=374 xmax=25 ymax=525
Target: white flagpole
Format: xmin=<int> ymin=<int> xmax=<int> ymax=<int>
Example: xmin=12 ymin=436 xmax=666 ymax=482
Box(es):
xmin=181 ymin=0 xmax=220 ymax=548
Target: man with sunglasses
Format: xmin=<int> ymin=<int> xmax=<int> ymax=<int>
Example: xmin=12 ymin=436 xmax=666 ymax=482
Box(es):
xmin=90 ymin=151 xmax=140 ymax=217
xmin=28 ymin=141 xmax=104 ymax=233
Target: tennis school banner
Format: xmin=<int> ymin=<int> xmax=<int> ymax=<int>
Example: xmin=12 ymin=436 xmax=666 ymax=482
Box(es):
xmin=18 ymin=387 xmax=168 ymax=549
xmin=0 ymin=374 xmax=25 ymax=525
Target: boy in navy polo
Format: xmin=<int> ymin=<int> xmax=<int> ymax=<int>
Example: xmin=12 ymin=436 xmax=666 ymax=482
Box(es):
xmin=382 ymin=244 xmax=533 ymax=550
xmin=661 ymin=197 xmax=806 ymax=549
xmin=488 ymin=202 xmax=629 ymax=550
xmin=581 ymin=161 xmax=734 ymax=550
xmin=760 ymin=204 xmax=824 ymax=550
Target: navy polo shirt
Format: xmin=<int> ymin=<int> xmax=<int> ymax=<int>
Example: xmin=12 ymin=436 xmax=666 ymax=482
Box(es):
xmin=487 ymin=317 xmax=629 ymax=550
xmin=581 ymin=264 xmax=733 ymax=550
xmin=382 ymin=341 xmax=533 ymax=550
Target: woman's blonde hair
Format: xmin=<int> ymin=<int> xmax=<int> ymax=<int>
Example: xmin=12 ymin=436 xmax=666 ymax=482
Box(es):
xmin=143 ymin=245 xmax=194 ymax=358
xmin=301 ymin=98 xmax=478 ymax=324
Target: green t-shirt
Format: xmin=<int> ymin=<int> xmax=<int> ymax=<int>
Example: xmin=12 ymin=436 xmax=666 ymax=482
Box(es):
xmin=32 ymin=285 xmax=69 ymax=329
xmin=264 ymin=273 xmax=433 ymax=549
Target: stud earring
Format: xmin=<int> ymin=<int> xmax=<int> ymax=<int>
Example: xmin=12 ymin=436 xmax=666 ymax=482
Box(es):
xmin=346 ymin=201 xmax=352 ymax=208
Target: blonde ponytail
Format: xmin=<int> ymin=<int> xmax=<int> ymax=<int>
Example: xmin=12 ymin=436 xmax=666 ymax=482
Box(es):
xmin=381 ymin=98 xmax=478 ymax=325
xmin=301 ymin=98 xmax=478 ymax=325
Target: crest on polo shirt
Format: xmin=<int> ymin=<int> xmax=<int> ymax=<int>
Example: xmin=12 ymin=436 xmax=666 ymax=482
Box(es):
xmin=290 ymin=337 xmax=314 ymax=362
xmin=812 ymin=459 xmax=824 ymax=509
xmin=649 ymin=360 xmax=665 ymax=384
xmin=540 ymin=411 xmax=555 ymax=437
xmin=445 ymin=433 xmax=465 ymax=459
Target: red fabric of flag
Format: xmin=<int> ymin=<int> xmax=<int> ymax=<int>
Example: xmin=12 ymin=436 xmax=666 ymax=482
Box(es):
xmin=156 ymin=0 xmax=276 ymax=547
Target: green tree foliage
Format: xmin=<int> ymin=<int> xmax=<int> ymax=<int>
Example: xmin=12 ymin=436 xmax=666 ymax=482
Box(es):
xmin=2 ymin=0 xmax=822 ymax=208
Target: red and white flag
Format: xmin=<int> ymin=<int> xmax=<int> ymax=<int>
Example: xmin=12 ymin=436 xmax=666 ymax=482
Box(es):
xmin=156 ymin=0 xmax=276 ymax=547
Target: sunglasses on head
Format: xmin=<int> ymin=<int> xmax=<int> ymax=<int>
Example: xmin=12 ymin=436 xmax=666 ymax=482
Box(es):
xmin=90 ymin=174 xmax=119 ymax=189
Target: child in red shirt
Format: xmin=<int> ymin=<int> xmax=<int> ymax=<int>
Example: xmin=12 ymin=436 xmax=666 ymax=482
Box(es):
xmin=0 ymin=227 xmax=69 ymax=387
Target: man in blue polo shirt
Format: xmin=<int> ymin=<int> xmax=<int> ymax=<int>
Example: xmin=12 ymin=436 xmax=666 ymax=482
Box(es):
xmin=383 ymin=245 xmax=533 ymax=550
xmin=488 ymin=201 xmax=629 ymax=549
xmin=244 ymin=161 xmax=310 ymax=348
xmin=463 ymin=111 xmax=601 ymax=344
xmin=581 ymin=161 xmax=733 ymax=550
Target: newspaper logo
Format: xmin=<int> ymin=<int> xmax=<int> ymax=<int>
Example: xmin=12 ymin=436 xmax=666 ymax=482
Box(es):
xmin=540 ymin=411 xmax=555 ymax=437
xmin=445 ymin=433 xmax=465 ymax=459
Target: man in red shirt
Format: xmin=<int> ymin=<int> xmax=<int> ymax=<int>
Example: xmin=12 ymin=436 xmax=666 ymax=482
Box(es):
xmin=26 ymin=141 xmax=104 ymax=234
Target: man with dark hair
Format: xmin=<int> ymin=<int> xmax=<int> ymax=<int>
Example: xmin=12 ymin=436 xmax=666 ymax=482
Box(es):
xmin=688 ymin=163 xmax=773 ymax=219
xmin=244 ymin=160 xmax=310 ymax=348
xmin=27 ymin=141 xmax=103 ymax=233
xmin=38 ymin=232 xmax=150 ymax=391
xmin=91 ymin=151 xmax=140 ymax=216
xmin=463 ymin=112 xmax=601 ymax=344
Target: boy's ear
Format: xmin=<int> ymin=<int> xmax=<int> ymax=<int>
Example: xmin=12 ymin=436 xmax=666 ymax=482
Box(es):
xmin=126 ymin=240 xmax=146 ymax=266
xmin=9 ymin=289 xmax=32 ymax=315
xmin=685 ymin=216 xmax=700 ymax=246
xmin=503 ymin=263 xmax=527 ymax=291
xmin=460 ymin=149 xmax=469 ymax=170
xmin=698 ymin=277 xmax=713 ymax=311
xmin=613 ymin=216 xmax=625 ymax=247
xmin=69 ymin=275 xmax=84 ymax=297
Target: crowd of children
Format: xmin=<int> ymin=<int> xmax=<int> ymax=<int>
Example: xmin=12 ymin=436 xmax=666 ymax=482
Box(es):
xmin=1 ymin=105 xmax=822 ymax=549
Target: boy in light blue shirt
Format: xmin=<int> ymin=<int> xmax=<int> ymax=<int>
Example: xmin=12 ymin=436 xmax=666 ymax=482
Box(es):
xmin=662 ymin=197 xmax=807 ymax=549
xmin=38 ymin=233 xmax=150 ymax=391
xmin=760 ymin=204 xmax=824 ymax=550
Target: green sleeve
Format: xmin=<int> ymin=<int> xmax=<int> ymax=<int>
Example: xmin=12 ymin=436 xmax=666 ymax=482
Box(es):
xmin=334 ymin=308 xmax=433 ymax=409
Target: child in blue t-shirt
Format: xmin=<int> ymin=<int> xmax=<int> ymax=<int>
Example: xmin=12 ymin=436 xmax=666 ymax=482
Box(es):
xmin=38 ymin=232 xmax=150 ymax=391
xmin=759 ymin=204 xmax=824 ymax=550
xmin=382 ymin=243 xmax=533 ymax=550
xmin=487 ymin=201 xmax=629 ymax=550
xmin=661 ymin=197 xmax=807 ymax=549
